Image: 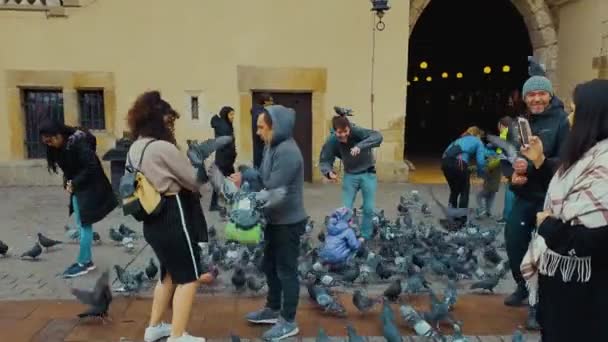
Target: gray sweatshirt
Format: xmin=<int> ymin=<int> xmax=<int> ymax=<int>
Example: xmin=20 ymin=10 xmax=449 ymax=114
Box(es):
xmin=319 ymin=125 xmax=383 ymax=176
xmin=259 ymin=105 xmax=308 ymax=225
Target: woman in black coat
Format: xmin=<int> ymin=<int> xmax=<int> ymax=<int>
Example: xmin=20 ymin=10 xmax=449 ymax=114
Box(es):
xmin=520 ymin=79 xmax=608 ymax=342
xmin=40 ymin=120 xmax=117 ymax=278
xmin=209 ymin=106 xmax=236 ymax=211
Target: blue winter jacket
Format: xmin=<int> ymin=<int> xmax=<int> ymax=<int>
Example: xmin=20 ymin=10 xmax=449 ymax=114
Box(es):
xmin=319 ymin=209 xmax=361 ymax=264
xmin=442 ymin=135 xmax=487 ymax=176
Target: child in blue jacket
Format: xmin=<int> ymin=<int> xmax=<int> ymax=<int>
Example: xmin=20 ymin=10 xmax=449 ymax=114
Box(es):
xmin=319 ymin=207 xmax=364 ymax=266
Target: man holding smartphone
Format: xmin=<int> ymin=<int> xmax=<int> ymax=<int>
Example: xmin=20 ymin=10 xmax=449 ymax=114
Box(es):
xmin=319 ymin=115 xmax=383 ymax=240
xmin=503 ymin=71 xmax=570 ymax=329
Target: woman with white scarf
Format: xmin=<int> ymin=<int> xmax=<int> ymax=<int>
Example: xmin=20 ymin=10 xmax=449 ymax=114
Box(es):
xmin=520 ymin=79 xmax=608 ymax=341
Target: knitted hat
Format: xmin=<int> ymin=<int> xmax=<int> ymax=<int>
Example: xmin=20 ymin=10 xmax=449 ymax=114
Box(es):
xmin=522 ymin=75 xmax=553 ymax=97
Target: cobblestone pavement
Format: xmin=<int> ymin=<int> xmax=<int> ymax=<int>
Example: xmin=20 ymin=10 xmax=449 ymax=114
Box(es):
xmin=0 ymin=183 xmax=541 ymax=341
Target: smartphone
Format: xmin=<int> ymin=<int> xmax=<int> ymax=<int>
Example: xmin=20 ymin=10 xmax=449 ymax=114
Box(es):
xmin=517 ymin=117 xmax=532 ymax=147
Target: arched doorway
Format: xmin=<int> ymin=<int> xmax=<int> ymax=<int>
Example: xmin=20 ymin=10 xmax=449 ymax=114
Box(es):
xmin=405 ymin=0 xmax=558 ymax=179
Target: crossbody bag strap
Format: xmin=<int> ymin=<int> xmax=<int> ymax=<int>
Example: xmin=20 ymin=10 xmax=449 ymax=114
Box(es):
xmin=126 ymin=139 xmax=157 ymax=173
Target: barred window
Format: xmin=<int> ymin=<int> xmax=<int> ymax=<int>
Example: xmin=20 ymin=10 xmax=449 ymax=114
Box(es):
xmin=78 ymin=90 xmax=105 ymax=130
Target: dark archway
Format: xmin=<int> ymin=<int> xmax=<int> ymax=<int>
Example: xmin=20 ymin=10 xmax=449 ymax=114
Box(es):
xmin=405 ymin=0 xmax=533 ymax=160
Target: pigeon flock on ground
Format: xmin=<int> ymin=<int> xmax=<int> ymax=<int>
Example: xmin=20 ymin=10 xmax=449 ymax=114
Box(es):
xmin=0 ymin=135 xmax=530 ymax=340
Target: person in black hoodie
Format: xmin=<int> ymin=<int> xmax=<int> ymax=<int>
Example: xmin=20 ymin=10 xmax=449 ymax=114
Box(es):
xmin=209 ymin=106 xmax=237 ymax=211
xmin=251 ymin=93 xmax=273 ymax=169
xmin=39 ymin=120 xmax=117 ymax=278
xmin=502 ymin=62 xmax=570 ymax=330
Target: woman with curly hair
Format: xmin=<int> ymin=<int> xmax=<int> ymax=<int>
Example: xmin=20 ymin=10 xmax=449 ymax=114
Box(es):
xmin=39 ymin=120 xmax=117 ymax=278
xmin=126 ymin=91 xmax=209 ymax=342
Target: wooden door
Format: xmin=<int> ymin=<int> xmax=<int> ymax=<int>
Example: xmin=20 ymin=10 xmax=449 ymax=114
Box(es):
xmin=252 ymin=91 xmax=313 ymax=182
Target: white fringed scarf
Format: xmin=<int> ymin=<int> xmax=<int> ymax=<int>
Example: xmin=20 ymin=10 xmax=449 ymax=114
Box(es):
xmin=521 ymin=139 xmax=608 ymax=305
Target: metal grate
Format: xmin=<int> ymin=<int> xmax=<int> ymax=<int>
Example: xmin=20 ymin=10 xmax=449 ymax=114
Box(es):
xmin=23 ymin=89 xmax=65 ymax=159
xmin=78 ymin=90 xmax=105 ymax=130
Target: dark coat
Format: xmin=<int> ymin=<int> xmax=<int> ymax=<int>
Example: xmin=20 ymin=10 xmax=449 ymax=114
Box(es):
xmin=210 ymin=114 xmax=236 ymax=175
xmin=57 ymin=131 xmax=118 ymax=225
xmin=250 ymin=104 xmax=265 ymax=169
xmin=508 ymin=97 xmax=570 ymax=202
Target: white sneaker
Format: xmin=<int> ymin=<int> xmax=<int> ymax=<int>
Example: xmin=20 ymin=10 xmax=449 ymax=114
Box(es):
xmin=167 ymin=333 xmax=206 ymax=342
xmin=144 ymin=322 xmax=172 ymax=342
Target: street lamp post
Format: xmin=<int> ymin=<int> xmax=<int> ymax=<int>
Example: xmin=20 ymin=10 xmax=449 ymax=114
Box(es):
xmin=369 ymin=0 xmax=390 ymax=130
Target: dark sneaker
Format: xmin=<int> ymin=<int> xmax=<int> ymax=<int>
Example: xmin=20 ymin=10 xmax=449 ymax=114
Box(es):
xmin=84 ymin=261 xmax=96 ymax=271
xmin=246 ymin=307 xmax=279 ymax=324
xmin=504 ymin=284 xmax=529 ymax=307
xmin=262 ymin=316 xmax=299 ymax=341
xmin=526 ymin=305 xmax=540 ymax=330
xmin=62 ymin=263 xmax=89 ymax=278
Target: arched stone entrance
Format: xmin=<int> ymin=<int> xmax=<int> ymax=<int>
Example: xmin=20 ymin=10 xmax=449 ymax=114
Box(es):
xmin=409 ymin=0 xmax=560 ymax=90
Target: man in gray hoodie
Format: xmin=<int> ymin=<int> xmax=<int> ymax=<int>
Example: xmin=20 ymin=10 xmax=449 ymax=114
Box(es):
xmin=240 ymin=105 xmax=307 ymax=341
xmin=319 ymin=115 xmax=383 ymax=239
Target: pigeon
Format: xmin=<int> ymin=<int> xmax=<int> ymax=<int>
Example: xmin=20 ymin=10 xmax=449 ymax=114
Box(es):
xmin=383 ymin=279 xmax=402 ymax=302
xmin=486 ymin=135 xmax=518 ymax=164
xmin=305 ymin=219 xmax=315 ymax=234
xmin=381 ymin=301 xmax=402 ymax=342
xmin=346 ymin=324 xmax=366 ymax=342
xmin=423 ymin=289 xmax=453 ymax=329
xmin=113 ymin=265 xmax=145 ymax=293
xmin=334 ymin=106 xmax=354 ymax=117
xmin=231 ymin=267 xmax=246 ymax=291
xmin=444 ymin=280 xmax=458 ymax=311
xmin=145 ymin=258 xmax=158 ymax=280
xmin=318 ymin=231 xmax=326 ymax=243
xmin=208 ymin=225 xmax=217 ymax=240
xmin=92 ymin=232 xmax=102 ymax=244
xmin=109 ymin=228 xmax=124 ymax=243
xmin=316 ymin=327 xmax=331 ymax=342
xmin=512 ymin=329 xmax=525 ymax=342
xmin=400 ymin=305 xmax=440 ymax=339
xmin=470 ymin=266 xmax=508 ymax=293
xmin=246 ymin=275 xmax=266 ymax=293
xmin=451 ymin=323 xmax=469 ymax=342
xmin=187 ymin=136 xmax=233 ymax=167
xmin=528 ymin=55 xmax=546 ymax=77
xmin=483 ymin=246 xmax=503 ymax=265
xmin=118 ymin=224 xmax=137 ymax=238
xmin=0 ymin=239 xmax=9 ymax=256
xmin=428 ymin=187 xmax=470 ymax=229
xmin=341 ymin=264 xmax=360 ymax=283
xmin=21 ymin=243 xmax=42 ymax=260
xmin=353 ymin=289 xmax=381 ymax=313
xmin=230 ymin=334 xmax=241 ymax=342
xmin=37 ymin=233 xmax=62 ymax=251
xmin=71 ymin=270 xmax=112 ymax=321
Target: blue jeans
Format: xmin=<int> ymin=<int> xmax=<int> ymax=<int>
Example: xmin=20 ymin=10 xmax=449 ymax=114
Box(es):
xmin=342 ymin=172 xmax=377 ymax=239
xmin=72 ymin=196 xmax=93 ymax=265
xmin=476 ymin=189 xmax=497 ymax=215
xmin=503 ymin=187 xmax=515 ymax=221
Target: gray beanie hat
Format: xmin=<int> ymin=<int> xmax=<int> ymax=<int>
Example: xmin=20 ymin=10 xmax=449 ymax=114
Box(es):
xmin=522 ymin=75 xmax=553 ymax=97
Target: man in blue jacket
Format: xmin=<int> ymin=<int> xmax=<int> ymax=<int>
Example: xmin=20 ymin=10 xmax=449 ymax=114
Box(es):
xmin=319 ymin=115 xmax=383 ymax=240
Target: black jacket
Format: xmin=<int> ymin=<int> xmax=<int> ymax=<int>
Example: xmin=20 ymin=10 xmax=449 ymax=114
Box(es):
xmin=57 ymin=131 xmax=117 ymax=225
xmin=251 ymin=104 xmax=265 ymax=169
xmin=210 ymin=114 xmax=236 ymax=173
xmin=509 ymin=97 xmax=570 ymax=202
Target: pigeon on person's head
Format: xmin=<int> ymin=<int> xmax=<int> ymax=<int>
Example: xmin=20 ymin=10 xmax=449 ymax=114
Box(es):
xmin=528 ymin=56 xmax=546 ymax=77
xmin=334 ymin=106 xmax=354 ymax=117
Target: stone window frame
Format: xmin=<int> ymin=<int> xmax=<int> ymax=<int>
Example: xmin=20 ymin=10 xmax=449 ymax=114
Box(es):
xmin=6 ymin=70 xmax=116 ymax=160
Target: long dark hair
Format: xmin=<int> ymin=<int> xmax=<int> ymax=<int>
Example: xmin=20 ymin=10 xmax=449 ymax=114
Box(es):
xmin=219 ymin=106 xmax=234 ymax=127
xmin=39 ymin=120 xmax=77 ymax=173
xmin=127 ymin=91 xmax=179 ymax=144
xmin=560 ymin=79 xmax=608 ymax=173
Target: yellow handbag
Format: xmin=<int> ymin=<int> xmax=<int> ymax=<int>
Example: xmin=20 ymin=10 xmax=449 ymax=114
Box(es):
xmin=120 ymin=140 xmax=165 ymax=221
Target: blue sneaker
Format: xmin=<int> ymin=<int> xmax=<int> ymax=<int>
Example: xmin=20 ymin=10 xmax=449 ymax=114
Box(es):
xmin=62 ymin=263 xmax=90 ymax=278
xmin=84 ymin=261 xmax=96 ymax=271
xmin=246 ymin=307 xmax=279 ymax=324
xmin=262 ymin=317 xmax=299 ymax=341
